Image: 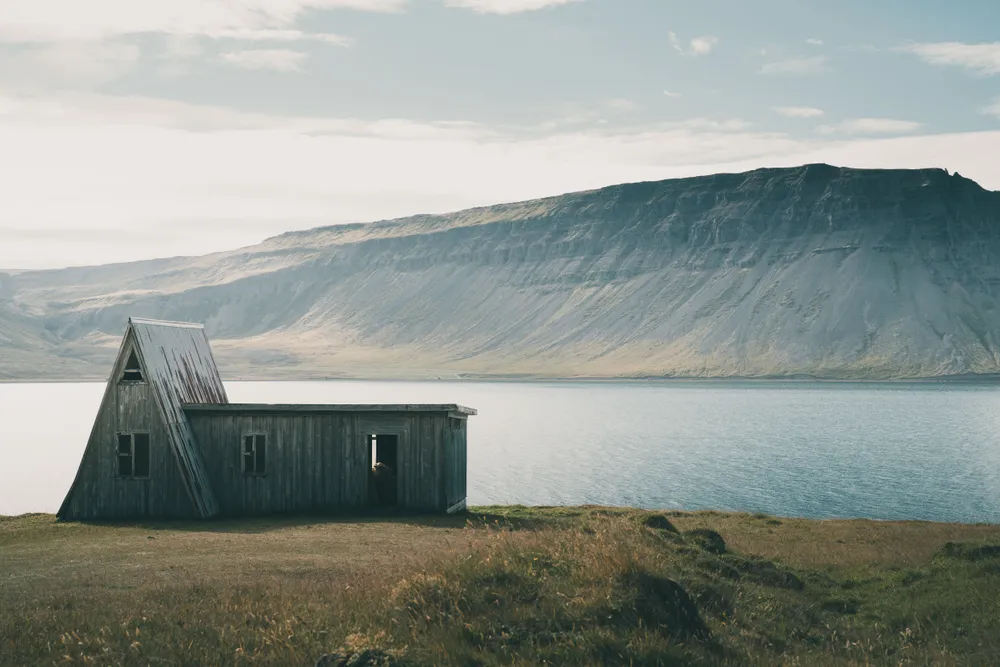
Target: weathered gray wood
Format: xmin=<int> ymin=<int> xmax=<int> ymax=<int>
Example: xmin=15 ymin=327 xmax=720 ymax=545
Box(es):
xmin=60 ymin=318 xmax=474 ymax=520
xmin=58 ymin=332 xmax=197 ymax=520
xmin=185 ymin=404 xmax=477 ymax=415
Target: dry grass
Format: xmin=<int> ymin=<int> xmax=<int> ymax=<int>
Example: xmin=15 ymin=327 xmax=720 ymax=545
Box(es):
xmin=2 ymin=507 xmax=1000 ymax=666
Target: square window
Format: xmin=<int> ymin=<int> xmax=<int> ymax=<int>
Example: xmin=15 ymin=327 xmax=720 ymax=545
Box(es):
xmin=116 ymin=432 xmax=150 ymax=479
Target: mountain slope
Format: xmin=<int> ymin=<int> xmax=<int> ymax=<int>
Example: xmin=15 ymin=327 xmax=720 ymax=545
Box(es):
xmin=5 ymin=163 xmax=1000 ymax=381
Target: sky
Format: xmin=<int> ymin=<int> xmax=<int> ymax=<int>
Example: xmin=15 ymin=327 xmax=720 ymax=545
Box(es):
xmin=1 ymin=0 xmax=999 ymax=270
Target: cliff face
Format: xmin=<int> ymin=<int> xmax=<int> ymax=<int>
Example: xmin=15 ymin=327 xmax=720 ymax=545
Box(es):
xmin=4 ymin=163 xmax=1000 ymax=380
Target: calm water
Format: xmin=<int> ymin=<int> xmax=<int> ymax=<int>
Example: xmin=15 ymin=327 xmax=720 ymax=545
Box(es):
xmin=2 ymin=380 xmax=1000 ymax=523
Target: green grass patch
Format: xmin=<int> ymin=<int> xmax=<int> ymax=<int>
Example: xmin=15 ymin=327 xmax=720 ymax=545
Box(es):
xmin=2 ymin=508 xmax=1000 ymax=665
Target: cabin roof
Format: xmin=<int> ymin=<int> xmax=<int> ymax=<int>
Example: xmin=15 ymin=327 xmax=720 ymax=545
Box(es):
xmin=129 ymin=318 xmax=227 ymax=405
xmin=128 ymin=317 xmax=227 ymax=517
xmin=184 ymin=403 xmax=477 ymax=415
xmin=127 ymin=317 xmax=205 ymax=330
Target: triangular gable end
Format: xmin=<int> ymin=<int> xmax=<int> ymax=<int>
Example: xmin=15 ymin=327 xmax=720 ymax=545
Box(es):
xmin=57 ymin=319 xmax=222 ymax=520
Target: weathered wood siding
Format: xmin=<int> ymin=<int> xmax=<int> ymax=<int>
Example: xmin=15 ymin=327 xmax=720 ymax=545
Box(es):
xmin=443 ymin=418 xmax=468 ymax=512
xmin=59 ymin=335 xmax=196 ymax=519
xmin=187 ymin=410 xmax=466 ymax=515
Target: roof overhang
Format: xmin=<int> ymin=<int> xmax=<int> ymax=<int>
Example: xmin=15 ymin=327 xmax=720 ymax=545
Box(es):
xmin=183 ymin=403 xmax=478 ymax=416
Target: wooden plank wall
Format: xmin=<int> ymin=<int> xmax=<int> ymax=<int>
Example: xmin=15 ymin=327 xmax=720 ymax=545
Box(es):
xmin=188 ymin=411 xmax=461 ymax=515
xmin=60 ymin=336 xmax=196 ymax=519
xmin=443 ymin=418 xmax=468 ymax=511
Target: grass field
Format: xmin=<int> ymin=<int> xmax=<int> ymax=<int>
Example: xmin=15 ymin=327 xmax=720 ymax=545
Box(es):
xmin=2 ymin=507 xmax=1000 ymax=666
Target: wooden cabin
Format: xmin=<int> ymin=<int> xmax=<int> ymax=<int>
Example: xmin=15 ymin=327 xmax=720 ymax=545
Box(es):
xmin=57 ymin=318 xmax=475 ymax=520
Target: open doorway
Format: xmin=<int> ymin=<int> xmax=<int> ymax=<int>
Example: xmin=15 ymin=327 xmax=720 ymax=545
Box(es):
xmin=367 ymin=434 xmax=398 ymax=507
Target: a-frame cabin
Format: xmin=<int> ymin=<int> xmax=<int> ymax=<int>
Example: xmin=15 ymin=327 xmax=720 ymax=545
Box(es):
xmin=58 ymin=318 xmax=225 ymax=519
xmin=58 ymin=318 xmax=475 ymax=520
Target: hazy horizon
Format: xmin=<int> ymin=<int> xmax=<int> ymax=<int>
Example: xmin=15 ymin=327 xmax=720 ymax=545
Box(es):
xmin=1 ymin=0 xmax=999 ymax=269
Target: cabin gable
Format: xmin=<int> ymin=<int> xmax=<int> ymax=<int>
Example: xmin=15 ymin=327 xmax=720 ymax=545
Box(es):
xmin=57 ymin=329 xmax=197 ymax=519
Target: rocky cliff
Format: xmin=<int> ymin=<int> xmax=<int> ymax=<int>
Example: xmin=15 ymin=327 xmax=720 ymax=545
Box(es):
xmin=4 ymin=163 xmax=1000 ymax=381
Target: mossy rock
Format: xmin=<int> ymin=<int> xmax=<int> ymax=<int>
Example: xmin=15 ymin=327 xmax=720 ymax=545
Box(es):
xmin=725 ymin=555 xmax=805 ymax=591
xmin=606 ymin=570 xmax=710 ymax=640
xmin=938 ymin=541 xmax=1000 ymax=562
xmin=820 ymin=597 xmax=860 ymax=615
xmin=694 ymin=554 xmax=741 ymax=580
xmin=641 ymin=514 xmax=679 ymax=533
xmin=685 ymin=528 xmax=727 ymax=555
xmin=316 ymin=648 xmax=405 ymax=667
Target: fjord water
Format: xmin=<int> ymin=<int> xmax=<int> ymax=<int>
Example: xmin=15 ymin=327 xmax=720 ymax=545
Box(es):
xmin=3 ymin=380 xmax=1000 ymax=523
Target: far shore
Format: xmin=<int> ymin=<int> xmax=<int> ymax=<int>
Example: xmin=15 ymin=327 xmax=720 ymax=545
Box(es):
xmin=3 ymin=372 xmax=1000 ymax=385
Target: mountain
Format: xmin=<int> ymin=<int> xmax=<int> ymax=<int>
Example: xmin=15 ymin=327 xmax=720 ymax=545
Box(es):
xmin=4 ymin=163 xmax=1000 ymax=381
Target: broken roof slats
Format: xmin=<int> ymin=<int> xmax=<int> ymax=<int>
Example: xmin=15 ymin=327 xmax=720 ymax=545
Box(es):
xmin=129 ymin=317 xmax=226 ymax=518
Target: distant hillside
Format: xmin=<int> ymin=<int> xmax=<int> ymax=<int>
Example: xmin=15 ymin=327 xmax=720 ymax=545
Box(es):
xmin=4 ymin=163 xmax=1000 ymax=381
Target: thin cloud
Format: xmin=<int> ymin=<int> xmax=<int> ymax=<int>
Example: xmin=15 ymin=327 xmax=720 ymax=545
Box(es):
xmin=1 ymin=92 xmax=999 ymax=269
xmin=663 ymin=90 xmax=682 ymax=98
xmin=774 ymin=106 xmax=825 ymax=118
xmin=0 ymin=0 xmax=405 ymax=42
xmin=605 ymin=98 xmax=637 ymax=112
xmin=442 ymin=0 xmax=582 ymax=13
xmin=899 ymin=41 xmax=1000 ymax=76
xmin=806 ymin=38 xmax=823 ymax=46
xmin=220 ymin=49 xmax=308 ymax=72
xmin=669 ymin=32 xmax=718 ymax=57
xmin=759 ymin=56 xmax=829 ymax=75
xmin=207 ymin=29 xmax=352 ymax=46
xmin=818 ymin=118 xmax=922 ymax=136
xmin=984 ymin=98 xmax=1000 ymax=119
xmin=0 ymin=40 xmax=139 ymax=91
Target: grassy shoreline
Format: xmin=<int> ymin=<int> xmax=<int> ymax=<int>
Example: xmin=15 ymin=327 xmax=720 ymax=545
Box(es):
xmin=3 ymin=506 xmax=1000 ymax=666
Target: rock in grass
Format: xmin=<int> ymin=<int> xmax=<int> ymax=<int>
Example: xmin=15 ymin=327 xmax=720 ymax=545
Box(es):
xmin=685 ymin=529 xmax=727 ymax=555
xmin=938 ymin=541 xmax=1000 ymax=561
xmin=820 ymin=597 xmax=860 ymax=614
xmin=315 ymin=648 xmax=403 ymax=667
xmin=642 ymin=514 xmax=679 ymax=533
xmin=725 ymin=556 xmax=805 ymax=591
xmin=609 ymin=570 xmax=710 ymax=640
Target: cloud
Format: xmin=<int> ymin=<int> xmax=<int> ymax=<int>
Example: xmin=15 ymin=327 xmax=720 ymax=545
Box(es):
xmin=899 ymin=41 xmax=1000 ymax=76
xmin=689 ymin=36 xmax=718 ymax=56
xmin=0 ymin=41 xmax=139 ymax=91
xmin=759 ymin=56 xmax=829 ymax=75
xmin=206 ymin=29 xmax=352 ymax=46
xmin=221 ymin=49 xmax=308 ymax=72
xmin=0 ymin=91 xmax=997 ymax=269
xmin=669 ymin=32 xmax=718 ymax=57
xmin=806 ymin=38 xmax=823 ymax=46
xmin=663 ymin=90 xmax=682 ymax=98
xmin=605 ymin=98 xmax=637 ymax=112
xmin=774 ymin=106 xmax=824 ymax=118
xmin=818 ymin=118 xmax=923 ymax=136
xmin=442 ymin=0 xmax=582 ymax=13
xmin=984 ymin=98 xmax=1000 ymax=119
xmin=0 ymin=1 xmax=404 ymax=42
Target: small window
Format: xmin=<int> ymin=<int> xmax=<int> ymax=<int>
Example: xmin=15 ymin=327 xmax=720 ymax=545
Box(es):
xmin=242 ymin=434 xmax=266 ymax=476
xmin=117 ymin=432 xmax=151 ymax=479
xmin=122 ymin=350 xmax=144 ymax=383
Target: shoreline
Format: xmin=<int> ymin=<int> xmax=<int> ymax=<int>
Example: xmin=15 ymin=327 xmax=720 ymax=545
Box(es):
xmin=3 ymin=373 xmax=1000 ymax=385
xmin=3 ymin=506 xmax=998 ymax=525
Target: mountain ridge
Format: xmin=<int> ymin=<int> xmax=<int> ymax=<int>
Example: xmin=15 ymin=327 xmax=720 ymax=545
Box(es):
xmin=3 ymin=162 xmax=1000 ymax=381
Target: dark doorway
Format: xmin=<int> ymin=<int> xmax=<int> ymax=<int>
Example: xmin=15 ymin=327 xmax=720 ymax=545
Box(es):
xmin=368 ymin=434 xmax=399 ymax=507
